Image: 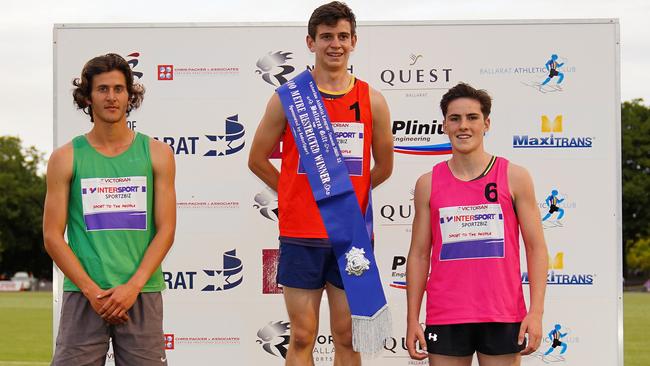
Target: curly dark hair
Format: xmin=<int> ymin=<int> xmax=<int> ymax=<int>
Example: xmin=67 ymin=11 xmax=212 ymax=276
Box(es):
xmin=440 ymin=83 xmax=492 ymax=118
xmin=308 ymin=1 xmax=356 ymax=40
xmin=72 ymin=53 xmax=144 ymax=122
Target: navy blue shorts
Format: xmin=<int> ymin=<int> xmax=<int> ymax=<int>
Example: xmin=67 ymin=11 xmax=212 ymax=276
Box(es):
xmin=276 ymin=241 xmax=344 ymax=290
xmin=425 ymin=322 xmax=525 ymax=356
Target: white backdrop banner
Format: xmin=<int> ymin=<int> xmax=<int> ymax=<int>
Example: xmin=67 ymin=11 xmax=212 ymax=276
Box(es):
xmin=53 ymin=20 xmax=622 ymax=365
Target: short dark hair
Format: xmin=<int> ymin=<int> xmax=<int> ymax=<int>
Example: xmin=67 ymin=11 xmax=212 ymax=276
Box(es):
xmin=308 ymin=1 xmax=356 ymax=40
xmin=72 ymin=53 xmax=144 ymax=122
xmin=440 ymin=83 xmax=492 ymax=118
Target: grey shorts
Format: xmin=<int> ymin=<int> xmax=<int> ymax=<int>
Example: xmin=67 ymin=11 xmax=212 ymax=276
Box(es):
xmin=52 ymin=291 xmax=167 ymax=366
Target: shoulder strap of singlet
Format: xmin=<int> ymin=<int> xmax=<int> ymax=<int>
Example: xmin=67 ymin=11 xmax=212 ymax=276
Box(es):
xmin=469 ymin=155 xmax=497 ymax=181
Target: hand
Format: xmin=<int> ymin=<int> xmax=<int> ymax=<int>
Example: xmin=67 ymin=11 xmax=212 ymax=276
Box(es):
xmin=519 ymin=312 xmax=543 ymax=355
xmin=97 ymin=283 xmax=140 ymax=324
xmin=406 ymin=320 xmax=428 ymax=360
xmin=84 ymin=288 xmax=128 ymax=325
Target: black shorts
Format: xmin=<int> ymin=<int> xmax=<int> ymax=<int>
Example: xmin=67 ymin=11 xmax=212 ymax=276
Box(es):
xmin=425 ymin=322 xmax=525 ymax=356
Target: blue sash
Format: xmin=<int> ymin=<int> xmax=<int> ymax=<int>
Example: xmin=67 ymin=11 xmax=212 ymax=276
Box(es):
xmin=277 ymin=70 xmax=390 ymax=356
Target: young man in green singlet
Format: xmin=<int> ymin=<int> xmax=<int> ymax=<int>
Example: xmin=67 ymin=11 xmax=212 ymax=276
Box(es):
xmin=44 ymin=53 xmax=176 ymax=365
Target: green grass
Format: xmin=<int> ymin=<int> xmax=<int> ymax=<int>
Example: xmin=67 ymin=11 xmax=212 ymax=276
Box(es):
xmin=0 ymin=292 xmax=51 ymax=366
xmin=624 ymin=292 xmax=650 ymax=366
xmin=0 ymin=291 xmax=648 ymax=365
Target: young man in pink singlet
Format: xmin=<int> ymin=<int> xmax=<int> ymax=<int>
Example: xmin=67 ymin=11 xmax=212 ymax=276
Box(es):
xmin=405 ymin=83 xmax=548 ymax=366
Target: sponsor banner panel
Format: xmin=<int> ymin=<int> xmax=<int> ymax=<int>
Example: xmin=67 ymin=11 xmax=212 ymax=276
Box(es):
xmin=54 ymin=21 xmax=619 ymax=365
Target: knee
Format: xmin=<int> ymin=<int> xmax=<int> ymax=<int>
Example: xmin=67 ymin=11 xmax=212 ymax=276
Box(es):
xmin=331 ymin=325 xmax=353 ymax=350
xmin=290 ymin=327 xmax=317 ymax=350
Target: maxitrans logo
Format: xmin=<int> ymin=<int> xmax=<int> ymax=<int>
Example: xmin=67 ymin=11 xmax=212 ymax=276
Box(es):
xmin=392 ymin=119 xmax=451 ymax=155
xmin=522 ymin=252 xmax=594 ymax=285
xmin=513 ymin=115 xmax=593 ymax=149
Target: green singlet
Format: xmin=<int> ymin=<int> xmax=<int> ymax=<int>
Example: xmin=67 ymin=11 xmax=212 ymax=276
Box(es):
xmin=63 ymin=132 xmax=164 ymax=292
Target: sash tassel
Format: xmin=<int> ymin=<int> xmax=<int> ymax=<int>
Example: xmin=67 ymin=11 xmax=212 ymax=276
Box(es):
xmin=352 ymin=304 xmax=392 ymax=357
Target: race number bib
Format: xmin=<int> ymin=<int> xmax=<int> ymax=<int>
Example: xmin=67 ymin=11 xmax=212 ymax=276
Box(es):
xmin=299 ymin=121 xmax=364 ymax=176
xmin=438 ymin=204 xmax=505 ymax=260
xmin=80 ymin=176 xmax=148 ymax=231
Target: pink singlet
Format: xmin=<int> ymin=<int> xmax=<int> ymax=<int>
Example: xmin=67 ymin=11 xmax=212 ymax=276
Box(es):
xmin=425 ymin=157 xmax=527 ymax=325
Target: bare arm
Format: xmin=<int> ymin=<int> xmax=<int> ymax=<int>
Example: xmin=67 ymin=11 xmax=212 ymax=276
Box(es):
xmin=43 ymin=144 xmax=123 ymax=321
xmin=509 ymin=163 xmax=548 ymax=354
xmin=99 ymin=138 xmax=176 ymax=321
xmin=405 ymin=172 xmax=432 ymax=360
xmin=369 ymin=87 xmax=393 ymax=188
xmin=248 ymin=93 xmax=287 ymax=192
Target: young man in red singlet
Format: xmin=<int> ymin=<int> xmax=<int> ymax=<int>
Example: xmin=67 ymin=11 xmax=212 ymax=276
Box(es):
xmin=248 ymin=2 xmax=393 ymax=365
xmin=405 ymin=83 xmax=548 ymax=366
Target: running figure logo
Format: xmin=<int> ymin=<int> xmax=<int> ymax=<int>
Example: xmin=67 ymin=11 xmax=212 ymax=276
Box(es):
xmin=257 ymin=321 xmax=291 ymax=359
xmin=529 ymin=323 xmax=571 ymax=363
xmin=542 ymin=189 xmax=565 ymax=228
xmin=255 ymin=51 xmax=295 ymax=86
xmin=521 ymin=53 xmax=569 ymax=94
xmin=544 ymin=324 xmax=568 ymax=356
xmin=542 ymin=54 xmax=565 ymax=86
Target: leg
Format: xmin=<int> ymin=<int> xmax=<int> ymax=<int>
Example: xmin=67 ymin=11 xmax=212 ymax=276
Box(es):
xmin=428 ymin=354 xmax=473 ymax=366
xmin=477 ymin=352 xmax=520 ymax=366
xmin=475 ymin=323 xmax=524 ymax=366
xmin=51 ymin=292 xmax=110 ymax=366
xmin=283 ymin=286 xmax=323 ymax=366
xmin=276 ymin=241 xmax=332 ymax=365
xmin=112 ymin=293 xmax=167 ymax=366
xmin=325 ymin=283 xmax=361 ymax=366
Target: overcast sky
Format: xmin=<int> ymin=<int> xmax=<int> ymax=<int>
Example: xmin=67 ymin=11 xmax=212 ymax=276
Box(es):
xmin=1 ymin=0 xmax=648 ymax=157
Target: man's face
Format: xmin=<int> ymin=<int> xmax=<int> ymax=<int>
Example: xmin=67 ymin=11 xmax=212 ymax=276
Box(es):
xmin=88 ymin=70 xmax=129 ymax=124
xmin=307 ymin=19 xmax=357 ymax=71
xmin=443 ymin=98 xmax=490 ymax=154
